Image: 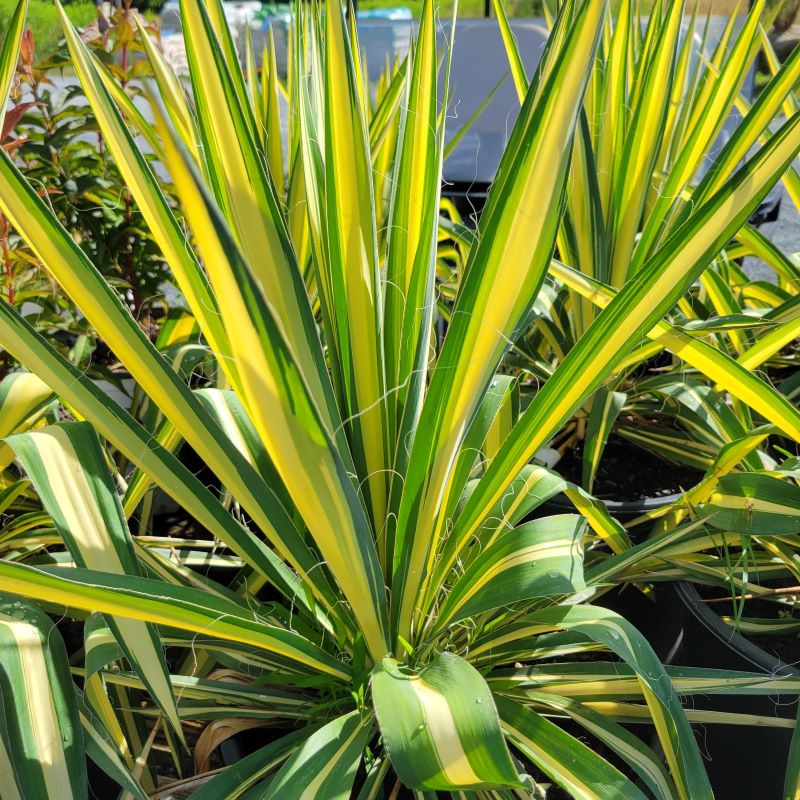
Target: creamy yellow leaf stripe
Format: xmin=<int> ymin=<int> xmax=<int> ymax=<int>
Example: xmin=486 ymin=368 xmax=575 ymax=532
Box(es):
xmin=372 ymin=652 xmax=528 ymax=791
xmin=7 ymin=423 xmax=184 ymax=741
xmin=0 ymin=597 xmax=86 ymax=799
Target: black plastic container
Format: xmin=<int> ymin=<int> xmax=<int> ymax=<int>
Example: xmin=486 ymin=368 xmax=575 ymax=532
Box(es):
xmin=538 ymin=491 xmax=687 ymax=662
xmin=674 ymin=581 xmax=799 ymax=799
xmin=598 ymin=581 xmax=686 ymax=663
xmin=539 ymin=491 xmax=682 ymax=524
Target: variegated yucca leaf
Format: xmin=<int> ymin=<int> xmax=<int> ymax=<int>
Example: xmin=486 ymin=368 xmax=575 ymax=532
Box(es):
xmin=190 ymin=726 xmax=314 ymax=800
xmin=372 ymin=653 xmax=528 ymax=792
xmin=496 ymin=604 xmax=714 ymax=798
xmin=0 ymin=0 xmax=26 ymax=133
xmin=81 ymin=615 xmax=132 ymax=760
xmin=0 ymin=595 xmax=86 ymax=800
xmin=432 ymin=515 xmax=586 ymax=630
xmin=0 ymin=0 xmax=798 ymax=796
xmin=264 ymin=712 xmax=372 ymax=798
xmin=0 ymin=301 xmax=313 ymax=611
xmin=582 ymin=387 xmax=627 ymax=492
xmin=702 ymin=472 xmax=800 ymax=535
xmin=0 ymin=371 xmax=55 ymax=478
xmin=497 ymin=696 xmax=650 ymax=800
xmin=0 ymin=559 xmax=351 ymax=679
xmin=6 ymin=423 xmax=185 ymax=741
xmin=77 ymin=689 xmax=149 ymax=800
xmin=548 ymin=260 xmax=800 ymax=444
xmin=79 ymin=617 xmax=151 ymax=799
xmin=513 ymin=692 xmax=675 ymax=800
xmin=448 ymin=112 xmax=800 ymax=607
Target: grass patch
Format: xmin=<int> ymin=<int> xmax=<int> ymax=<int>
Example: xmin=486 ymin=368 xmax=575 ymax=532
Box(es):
xmin=0 ymin=0 xmax=97 ymax=61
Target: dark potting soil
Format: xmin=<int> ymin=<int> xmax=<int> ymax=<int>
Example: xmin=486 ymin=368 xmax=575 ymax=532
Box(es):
xmin=696 ymin=583 xmax=800 ymax=666
xmin=556 ymin=438 xmax=704 ymax=501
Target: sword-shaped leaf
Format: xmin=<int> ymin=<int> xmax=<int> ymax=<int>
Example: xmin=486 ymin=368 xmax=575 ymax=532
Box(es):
xmin=582 ymin=387 xmax=627 ymax=492
xmin=702 ymin=473 xmax=800 ymax=535
xmin=154 ymin=98 xmax=389 ymax=660
xmin=78 ymin=689 xmax=148 ymax=800
xmin=548 ymin=259 xmax=800 ymax=445
xmin=0 ymin=371 xmax=54 ymax=437
xmin=192 ymin=727 xmax=313 ymax=800
xmin=434 ymin=515 xmax=586 ymax=630
xmin=264 ymin=712 xmax=372 ymax=799
xmin=454 ymin=115 xmax=800 ymax=569
xmin=319 ymin=0 xmax=390 ymax=529
xmin=7 ymin=423 xmax=184 ymax=741
xmin=0 ymin=595 xmax=87 ymax=800
xmin=519 ymin=692 xmax=676 ymax=800
xmin=0 ymin=301 xmax=318 ymax=613
xmin=372 ymin=652 xmax=529 ymax=791
xmin=0 ymin=137 xmax=342 ymax=619
xmin=178 ymin=0 xmax=340 ymax=437
xmin=56 ymin=4 xmax=236 ymax=389
xmin=0 ymin=561 xmax=350 ymax=681
xmin=496 ymin=696 xmax=650 ymax=800
xmin=0 ymin=0 xmax=26 ymax=131
xmin=518 ymin=605 xmax=713 ymax=799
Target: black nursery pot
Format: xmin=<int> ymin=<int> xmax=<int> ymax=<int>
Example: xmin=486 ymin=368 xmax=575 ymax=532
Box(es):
xmin=599 ymin=581 xmax=686 ymax=663
xmin=540 ymin=490 xmax=683 ymax=524
xmin=540 ymin=491 xmax=686 ymax=661
xmin=674 ymin=581 xmax=799 ymax=800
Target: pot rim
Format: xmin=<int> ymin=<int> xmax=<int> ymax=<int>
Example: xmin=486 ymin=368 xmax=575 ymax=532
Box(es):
xmin=545 ymin=491 xmax=683 ymax=514
xmin=676 ymin=580 xmax=800 ymax=677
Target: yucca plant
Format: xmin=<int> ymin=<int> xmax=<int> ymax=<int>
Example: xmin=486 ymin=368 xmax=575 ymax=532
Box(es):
xmin=488 ymin=0 xmax=800 ymax=493
xmin=1 ymin=0 xmax=800 ymax=797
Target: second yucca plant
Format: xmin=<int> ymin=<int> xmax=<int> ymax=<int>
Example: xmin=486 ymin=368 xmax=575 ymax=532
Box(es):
xmin=493 ymin=0 xmax=800 ymax=492
xmin=1 ymin=0 xmax=800 ymax=797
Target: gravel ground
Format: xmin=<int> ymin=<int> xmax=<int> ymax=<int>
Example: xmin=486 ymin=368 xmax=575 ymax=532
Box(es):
xmin=744 ymin=185 xmax=800 ymax=282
